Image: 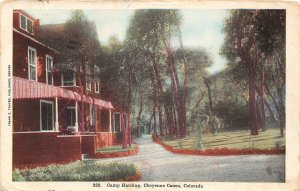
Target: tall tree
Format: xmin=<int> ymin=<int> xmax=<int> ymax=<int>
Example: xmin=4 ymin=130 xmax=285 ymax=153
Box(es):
xmin=99 ymin=35 xmax=142 ymax=147
xmin=127 ymin=9 xmax=192 ymax=138
xmin=48 ymin=10 xmax=101 ymax=133
xmin=223 ymin=10 xmax=260 ymax=135
xmin=127 ymin=10 xmax=174 ymax=138
xmin=222 ymin=10 xmax=285 ymax=135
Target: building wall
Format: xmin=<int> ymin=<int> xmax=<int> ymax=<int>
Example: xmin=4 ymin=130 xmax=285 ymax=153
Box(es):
xmin=13 ymin=98 xmax=58 ymax=132
xmin=13 ymin=99 xmax=40 ymax=132
xmin=13 ymin=97 xmax=112 ymax=133
xmin=100 ymin=110 xmax=109 ymax=132
xmin=13 ymin=10 xmax=39 ymax=38
xmin=13 ymin=31 xmax=56 ymax=84
xmin=85 ymin=82 xmax=102 ymax=99
xmin=58 ymin=73 xmax=102 ymax=100
xmin=96 ymin=133 xmax=120 ymax=148
xmin=57 ymin=99 xmax=77 ymax=129
xmin=81 ymin=135 xmax=96 ymax=156
xmin=13 ymin=132 xmax=82 ymax=169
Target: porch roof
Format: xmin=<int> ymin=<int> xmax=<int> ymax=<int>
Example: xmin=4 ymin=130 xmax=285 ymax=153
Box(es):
xmin=13 ymin=76 xmax=113 ymax=109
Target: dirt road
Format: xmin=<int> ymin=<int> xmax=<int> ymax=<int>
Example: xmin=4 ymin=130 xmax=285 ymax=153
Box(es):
xmin=95 ymin=135 xmax=285 ymax=182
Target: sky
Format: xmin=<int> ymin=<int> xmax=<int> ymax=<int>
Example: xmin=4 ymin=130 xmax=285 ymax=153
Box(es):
xmin=25 ymin=9 xmax=228 ymax=74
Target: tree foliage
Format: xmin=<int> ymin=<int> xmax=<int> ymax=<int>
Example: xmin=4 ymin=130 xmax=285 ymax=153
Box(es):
xmin=222 ymin=9 xmax=286 ymax=136
xmin=60 ymin=10 xmax=101 ymax=75
xmin=96 ymin=9 xmax=286 ymax=141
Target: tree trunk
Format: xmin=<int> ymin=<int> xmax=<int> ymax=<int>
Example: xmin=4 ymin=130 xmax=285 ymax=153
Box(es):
xmin=274 ymin=49 xmax=285 ymax=82
xmin=160 ymin=24 xmax=184 ymax=138
xmin=235 ymin=11 xmax=258 ymax=135
xmin=137 ymin=95 xmax=143 ymax=120
xmin=203 ymin=77 xmax=213 ymax=112
xmin=150 ymin=67 xmax=159 ymax=137
xmin=172 ymin=106 xmax=178 ymax=137
xmin=127 ymin=112 xmax=132 ymax=146
xmin=203 ymin=76 xmax=216 ymax=133
xmin=168 ymin=106 xmax=174 ymax=137
xmin=266 ymin=76 xmax=285 ymax=134
xmin=265 ymin=81 xmax=280 ymax=113
xmin=265 ymin=99 xmax=278 ymax=124
xmin=177 ymin=23 xmax=189 ymax=137
xmin=256 ymin=84 xmax=278 ymax=125
xmin=158 ymin=101 xmax=163 ymax=136
xmin=194 ymin=94 xmax=205 ymax=109
xmin=271 ymin=73 xmax=285 ymax=137
xmin=277 ymin=87 xmax=285 ymax=137
xmin=121 ymin=113 xmax=127 ymax=148
xmin=249 ymin=65 xmax=258 ymax=135
xmin=164 ymin=112 xmax=168 ymax=135
xmin=151 ymin=51 xmax=174 ymax=139
xmin=127 ymin=60 xmax=133 ymax=146
xmin=256 ymin=99 xmax=263 ymax=131
xmin=148 ymin=113 xmax=154 ymax=134
xmin=259 ymin=62 xmax=266 ymax=131
xmin=136 ymin=95 xmax=143 ymax=137
xmin=76 ymin=69 xmax=85 ymax=133
xmin=179 ymin=102 xmax=186 ymax=136
xmin=166 ymin=52 xmax=183 ymax=138
xmin=153 ymin=108 xmax=157 ymax=136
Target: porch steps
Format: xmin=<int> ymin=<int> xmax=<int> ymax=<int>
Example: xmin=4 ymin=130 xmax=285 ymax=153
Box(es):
xmin=82 ymin=154 xmax=89 ymax=160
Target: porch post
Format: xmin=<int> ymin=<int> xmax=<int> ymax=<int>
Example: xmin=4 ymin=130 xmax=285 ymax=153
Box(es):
xmin=55 ymin=97 xmax=59 ymax=131
xmin=75 ymin=101 xmax=79 ymax=132
xmin=109 ymin=109 xmax=112 ymax=133
xmin=94 ymin=105 xmax=97 ymax=133
xmin=114 ymin=113 xmax=116 ymax=133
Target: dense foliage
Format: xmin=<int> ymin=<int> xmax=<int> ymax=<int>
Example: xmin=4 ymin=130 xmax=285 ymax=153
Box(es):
xmin=222 ymin=10 xmax=285 ymax=136
xmin=114 ymin=9 xmax=286 ymax=139
xmin=66 ymin=9 xmax=285 ymax=141
xmin=13 ymin=161 xmax=137 ymax=181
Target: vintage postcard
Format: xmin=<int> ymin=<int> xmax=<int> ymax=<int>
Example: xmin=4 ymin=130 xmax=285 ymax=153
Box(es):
xmin=0 ymin=0 xmax=299 ymax=191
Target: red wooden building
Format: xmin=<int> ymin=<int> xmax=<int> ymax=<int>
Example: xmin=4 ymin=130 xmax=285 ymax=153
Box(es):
xmin=12 ymin=10 xmax=130 ymax=169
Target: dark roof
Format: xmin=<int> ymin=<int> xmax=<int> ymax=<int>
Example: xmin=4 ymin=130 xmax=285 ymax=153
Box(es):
xmin=36 ymin=23 xmax=71 ymax=52
xmin=14 ymin=10 xmax=36 ymax=21
xmin=36 ymin=22 xmax=100 ymax=53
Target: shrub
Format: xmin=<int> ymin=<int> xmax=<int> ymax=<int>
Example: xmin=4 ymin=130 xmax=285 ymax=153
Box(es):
xmin=214 ymin=100 xmax=249 ymax=130
xmin=13 ymin=161 xmax=138 ymax=181
xmin=96 ymin=144 xmax=137 ymax=153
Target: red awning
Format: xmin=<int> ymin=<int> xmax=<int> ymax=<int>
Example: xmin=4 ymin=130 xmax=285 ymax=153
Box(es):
xmin=13 ymin=76 xmax=113 ymax=109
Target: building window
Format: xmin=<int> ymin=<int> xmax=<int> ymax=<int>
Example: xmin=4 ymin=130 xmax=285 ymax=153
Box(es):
xmin=28 ymin=47 xmax=37 ymax=81
xmin=20 ymin=14 xmax=34 ymax=34
xmin=90 ymin=105 xmax=94 ymax=126
xmin=94 ymin=80 xmax=100 ymax=93
xmin=123 ymin=114 xmax=127 ymax=129
xmin=114 ymin=112 xmax=121 ymax=132
xmin=62 ymin=70 xmax=76 ymax=86
xmin=40 ymin=100 xmax=54 ymax=131
xmin=86 ymin=81 xmax=91 ymax=91
xmin=67 ymin=107 xmax=76 ymax=127
xmin=46 ymin=55 xmax=53 ymax=85
xmin=20 ymin=14 xmax=26 ymax=30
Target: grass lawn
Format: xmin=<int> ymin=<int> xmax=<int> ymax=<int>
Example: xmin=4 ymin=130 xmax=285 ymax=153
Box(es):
xmin=96 ymin=144 xmax=137 ymax=153
xmin=13 ymin=160 xmax=138 ymax=181
xmin=164 ymin=128 xmax=285 ymax=150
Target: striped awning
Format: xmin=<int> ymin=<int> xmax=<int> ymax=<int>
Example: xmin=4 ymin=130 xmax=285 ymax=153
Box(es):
xmin=13 ymin=76 xmax=113 ymax=109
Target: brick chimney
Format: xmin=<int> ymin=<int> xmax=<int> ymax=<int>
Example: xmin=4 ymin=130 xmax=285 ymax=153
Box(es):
xmin=34 ymin=19 xmax=40 ymax=34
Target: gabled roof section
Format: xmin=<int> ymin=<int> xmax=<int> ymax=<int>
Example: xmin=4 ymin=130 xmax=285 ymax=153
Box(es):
xmin=14 ymin=9 xmax=36 ymax=21
xmin=13 ymin=28 xmax=59 ymax=53
xmin=36 ymin=21 xmax=101 ymax=53
xmin=36 ymin=23 xmax=69 ymax=52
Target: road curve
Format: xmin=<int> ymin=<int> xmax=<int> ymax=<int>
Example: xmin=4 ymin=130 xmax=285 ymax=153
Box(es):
xmin=94 ymin=135 xmax=285 ymax=182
